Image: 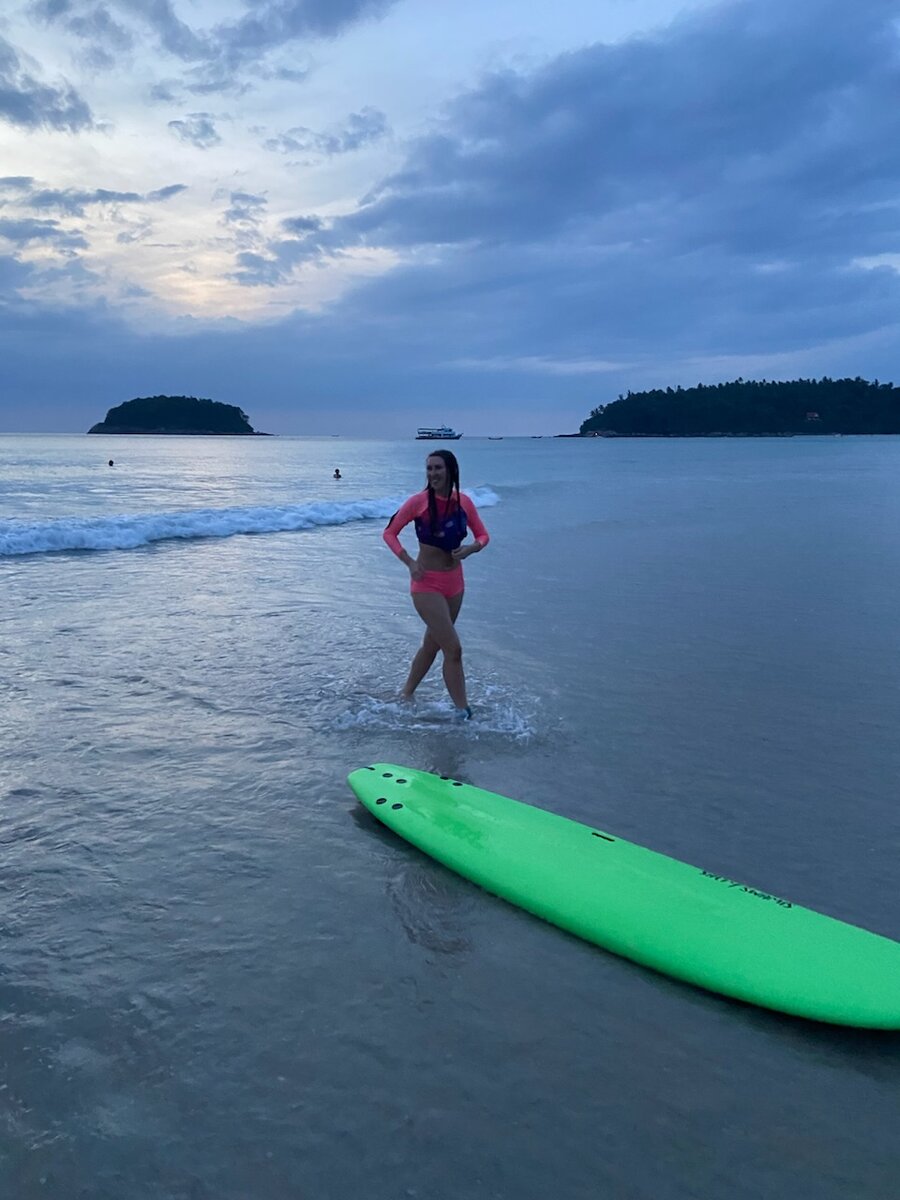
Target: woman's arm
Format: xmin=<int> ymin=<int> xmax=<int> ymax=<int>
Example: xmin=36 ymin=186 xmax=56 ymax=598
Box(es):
xmin=383 ymin=494 xmax=423 ymax=567
xmin=453 ymin=494 xmax=490 ymax=559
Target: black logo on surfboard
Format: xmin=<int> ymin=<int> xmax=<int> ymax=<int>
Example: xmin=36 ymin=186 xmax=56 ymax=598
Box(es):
xmin=701 ymin=871 xmax=793 ymax=908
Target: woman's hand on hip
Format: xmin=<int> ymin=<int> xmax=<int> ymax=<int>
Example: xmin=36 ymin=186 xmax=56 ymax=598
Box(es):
xmin=408 ymin=561 xmax=425 ymax=581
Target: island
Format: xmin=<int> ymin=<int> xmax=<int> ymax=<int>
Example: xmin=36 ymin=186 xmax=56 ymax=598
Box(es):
xmin=579 ymin=377 xmax=900 ymax=437
xmin=87 ymin=395 xmax=267 ymax=435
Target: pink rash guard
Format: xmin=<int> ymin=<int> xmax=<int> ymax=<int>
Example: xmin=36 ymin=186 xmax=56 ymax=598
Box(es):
xmin=383 ymin=491 xmax=490 ymax=596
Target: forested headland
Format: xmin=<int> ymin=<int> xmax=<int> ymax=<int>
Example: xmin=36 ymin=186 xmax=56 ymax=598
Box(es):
xmin=88 ymin=396 xmax=265 ymax=435
xmin=579 ymin=378 xmax=900 ymax=436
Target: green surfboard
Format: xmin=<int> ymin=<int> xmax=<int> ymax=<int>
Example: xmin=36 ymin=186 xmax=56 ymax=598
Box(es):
xmin=348 ymin=763 xmax=900 ymax=1028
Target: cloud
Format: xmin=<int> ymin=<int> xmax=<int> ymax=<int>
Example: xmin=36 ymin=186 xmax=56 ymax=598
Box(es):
xmin=263 ymin=107 xmax=389 ymax=156
xmin=28 ymin=0 xmax=400 ymax=84
xmin=311 ymin=0 xmax=900 ymax=264
xmin=0 ymin=178 xmax=188 ymax=216
xmin=105 ymin=0 xmax=207 ymax=61
xmin=66 ymin=4 xmax=134 ymax=69
xmin=281 ymin=215 xmax=323 ymax=235
xmin=6 ymin=0 xmax=900 ymax=438
xmin=216 ymin=190 xmax=270 ymax=261
xmin=148 ymin=81 xmax=178 ymax=102
xmin=0 ymin=35 xmax=94 ymax=130
xmin=230 ymin=250 xmax=284 ymax=287
xmin=448 ymin=355 xmax=628 ymax=376
xmin=0 ymin=176 xmax=35 ymax=193
xmin=225 ymin=204 xmax=339 ymax=286
xmin=0 ymin=217 xmax=87 ymax=248
xmin=211 ymin=0 xmax=398 ymax=70
xmin=223 ymin=191 xmax=268 ymax=226
xmin=250 ymin=0 xmax=898 ymax=367
xmin=146 ymin=184 xmax=188 ymax=203
xmin=168 ymin=112 xmax=221 ymax=148
xmin=0 ymin=177 xmax=188 ymax=297
xmin=269 ymin=66 xmax=311 ymax=84
xmin=212 ymin=0 xmax=900 ymax=365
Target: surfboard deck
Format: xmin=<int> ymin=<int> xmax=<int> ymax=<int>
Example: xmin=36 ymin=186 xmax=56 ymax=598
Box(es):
xmin=348 ymin=763 xmax=900 ymax=1029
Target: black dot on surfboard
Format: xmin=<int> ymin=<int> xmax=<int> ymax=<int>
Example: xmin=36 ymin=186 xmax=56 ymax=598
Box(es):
xmin=391 ymin=803 xmax=403 ymax=810
xmin=376 ymin=797 xmax=387 ymax=804
xmin=592 ymin=832 xmax=615 ymax=842
xmin=452 ymin=782 xmax=462 ymax=787
xmin=365 ymin=766 xmax=375 ymax=771
xmin=382 ymin=772 xmax=393 ymax=778
xmin=440 ymin=775 xmax=450 ymax=780
xmin=396 ymin=778 xmax=407 ymax=784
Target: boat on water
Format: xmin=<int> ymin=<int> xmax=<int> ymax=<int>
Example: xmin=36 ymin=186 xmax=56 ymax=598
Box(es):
xmin=415 ymin=426 xmax=462 ymax=440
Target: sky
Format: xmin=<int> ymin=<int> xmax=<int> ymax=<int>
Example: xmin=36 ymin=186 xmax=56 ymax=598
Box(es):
xmin=2 ymin=0 xmax=900 ymax=435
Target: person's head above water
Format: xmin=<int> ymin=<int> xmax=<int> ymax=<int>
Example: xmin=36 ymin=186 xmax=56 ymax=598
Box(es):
xmin=333 ymin=468 xmax=341 ymax=478
xmin=425 ymin=450 xmax=459 ymax=499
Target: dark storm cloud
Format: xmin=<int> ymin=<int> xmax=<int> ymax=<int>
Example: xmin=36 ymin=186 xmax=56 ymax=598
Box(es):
xmin=0 ymin=35 xmax=94 ymax=130
xmin=262 ymin=107 xmax=388 ymax=156
xmin=168 ymin=112 xmax=221 ymax=148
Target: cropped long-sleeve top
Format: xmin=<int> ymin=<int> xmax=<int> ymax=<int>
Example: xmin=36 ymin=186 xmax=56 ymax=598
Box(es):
xmin=383 ymin=490 xmax=490 ymax=557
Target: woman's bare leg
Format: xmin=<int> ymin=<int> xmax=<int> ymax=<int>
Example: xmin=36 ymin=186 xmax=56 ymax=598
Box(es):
xmin=407 ymin=592 xmax=467 ymax=708
xmin=401 ymin=630 xmax=439 ymax=698
xmin=402 ymin=592 xmax=464 ymax=698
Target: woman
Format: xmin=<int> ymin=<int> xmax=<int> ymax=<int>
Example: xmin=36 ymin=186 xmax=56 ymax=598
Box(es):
xmin=383 ymin=450 xmax=490 ymax=718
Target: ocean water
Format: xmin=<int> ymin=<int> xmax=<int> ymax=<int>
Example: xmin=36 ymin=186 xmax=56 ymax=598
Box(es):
xmin=2 ymin=432 xmax=899 ymax=1199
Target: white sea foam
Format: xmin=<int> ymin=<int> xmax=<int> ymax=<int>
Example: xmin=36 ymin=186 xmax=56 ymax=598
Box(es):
xmin=333 ymin=682 xmax=536 ymax=741
xmin=0 ymin=488 xmax=500 ymax=557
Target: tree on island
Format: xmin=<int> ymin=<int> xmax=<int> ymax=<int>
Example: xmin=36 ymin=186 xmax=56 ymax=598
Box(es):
xmin=88 ymin=395 xmax=262 ymax=435
xmin=580 ymin=377 xmax=900 ymax=436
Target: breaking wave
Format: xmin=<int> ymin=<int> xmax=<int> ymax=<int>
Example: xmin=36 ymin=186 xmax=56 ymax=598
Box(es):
xmin=0 ymin=489 xmax=500 ymax=557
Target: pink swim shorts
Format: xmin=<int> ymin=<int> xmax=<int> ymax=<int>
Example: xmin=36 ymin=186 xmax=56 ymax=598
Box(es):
xmin=410 ymin=566 xmax=464 ymax=599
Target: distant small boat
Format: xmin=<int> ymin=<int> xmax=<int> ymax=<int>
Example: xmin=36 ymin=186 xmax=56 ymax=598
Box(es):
xmin=488 ymin=437 xmax=503 ymax=440
xmin=416 ymin=426 xmax=462 ymax=440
